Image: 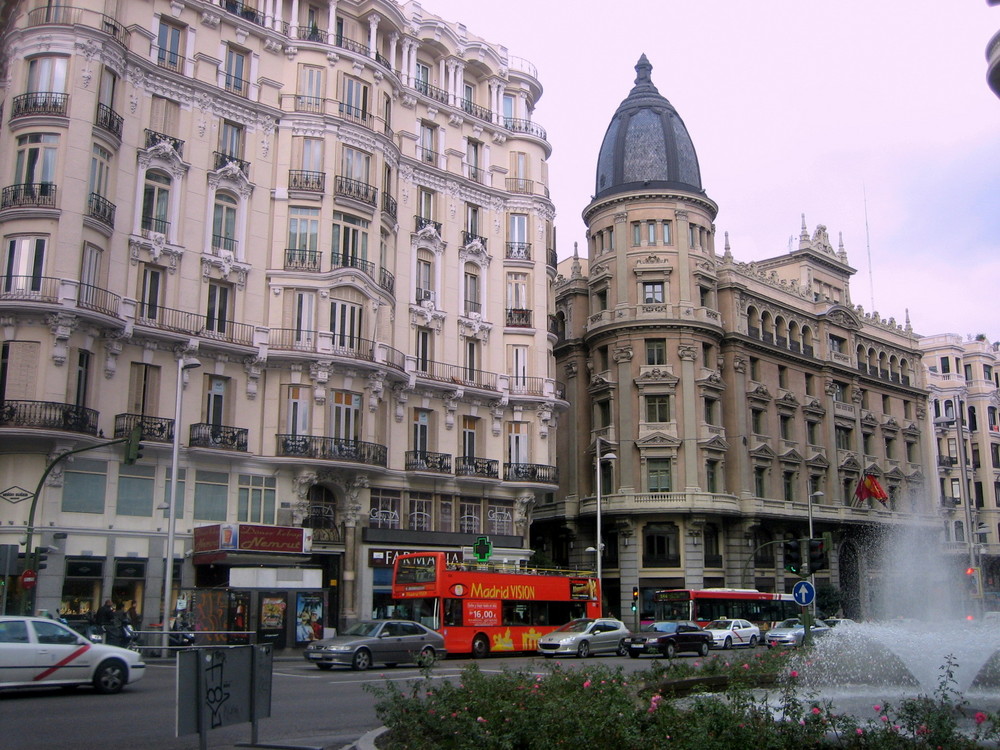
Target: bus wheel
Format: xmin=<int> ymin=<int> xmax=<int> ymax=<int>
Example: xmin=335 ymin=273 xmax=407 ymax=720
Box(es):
xmin=471 ymin=635 xmax=490 ymax=659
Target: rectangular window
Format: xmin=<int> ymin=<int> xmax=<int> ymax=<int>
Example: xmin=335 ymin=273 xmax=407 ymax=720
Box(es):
xmin=780 ymin=414 xmax=792 ymax=440
xmin=631 ymin=221 xmax=641 ymax=246
xmin=194 ymin=470 xmax=229 ymax=521
xmin=3 ymin=236 xmax=46 ymax=293
xmin=487 ymin=501 xmax=513 ymax=535
xmin=459 ymin=500 xmax=481 ymax=534
xmin=462 ymin=416 xmax=478 ymax=459
xmin=27 ymin=55 xmax=68 ymax=93
xmin=507 ymin=421 xmax=528 ymax=464
xmin=341 ymin=145 xmax=371 ymax=183
xmin=15 ymin=133 xmax=59 ymax=185
xmin=62 ymin=459 xmax=107 ymax=514
xmin=296 ymin=64 xmax=324 ymax=111
xmin=128 ymin=363 xmax=160 ymax=415
xmin=415 ymin=327 xmax=431 ymax=371
xmin=157 ymin=20 xmax=183 ymax=71
xmin=507 ymin=272 xmax=529 ymax=310
xmin=370 ymin=489 xmax=400 ymax=529
xmin=464 ymin=270 xmax=480 ymax=315
xmin=807 ymin=420 xmax=819 ymax=445
xmin=219 ymin=120 xmax=244 ymax=158
xmin=117 ymin=464 xmax=155 ymax=517
xmin=330 ymin=390 xmax=361 ymax=440
xmin=139 ymin=265 xmax=162 ymax=319
xmin=205 ymin=282 xmax=230 ymax=334
xmin=647 ymin=221 xmax=657 ymax=245
xmin=149 ymin=95 xmax=181 ymax=136
xmin=286 ymin=384 xmax=310 ymax=434
xmin=419 ymin=122 xmax=436 ymax=163
xmin=751 ymin=408 xmax=765 ymax=435
xmin=412 ymin=409 xmax=430 ymax=453
xmin=237 ymin=474 xmax=276 ymax=524
xmin=704 ymin=397 xmax=718 ymax=425
xmin=706 ymin=460 xmax=720 ymax=493
xmin=408 ymin=493 xmax=432 ymax=531
xmin=646 ymin=339 xmax=666 ymax=365
xmin=331 ymin=212 xmax=369 ymax=264
xmin=835 ymin=426 xmax=852 ymax=450
xmin=330 ymin=299 xmax=363 ymax=348
xmin=205 ymin=376 xmax=227 ymax=427
xmin=418 ymin=188 xmax=434 ymax=219
xmin=783 ymin=471 xmax=796 ymax=501
xmin=224 ymin=46 xmax=248 ymax=96
xmin=648 ymin=458 xmax=671 ymax=492
xmin=642 ymin=281 xmax=664 ymax=304
xmin=72 ymin=349 xmax=91 ymax=408
xmin=661 ymin=220 xmax=672 ymax=244
xmin=288 ymin=206 xmax=320 ymax=252
xmin=645 ymin=394 xmax=671 ymax=423
xmin=754 ymin=466 xmax=767 ymax=497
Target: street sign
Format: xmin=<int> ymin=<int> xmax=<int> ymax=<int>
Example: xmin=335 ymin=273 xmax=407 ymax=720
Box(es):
xmin=20 ymin=569 xmax=37 ymax=589
xmin=792 ymin=579 xmax=815 ymax=606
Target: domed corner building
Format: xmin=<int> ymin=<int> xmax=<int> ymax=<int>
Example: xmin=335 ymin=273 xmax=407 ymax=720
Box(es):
xmin=539 ymin=56 xmax=939 ymax=623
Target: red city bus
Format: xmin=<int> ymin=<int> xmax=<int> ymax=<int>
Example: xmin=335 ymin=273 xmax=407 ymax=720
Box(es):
xmin=652 ymin=588 xmax=798 ymax=629
xmin=391 ymin=552 xmax=601 ymax=657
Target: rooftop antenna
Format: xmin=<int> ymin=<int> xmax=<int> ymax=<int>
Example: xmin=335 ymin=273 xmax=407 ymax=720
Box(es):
xmin=864 ymin=184 xmax=875 ymax=312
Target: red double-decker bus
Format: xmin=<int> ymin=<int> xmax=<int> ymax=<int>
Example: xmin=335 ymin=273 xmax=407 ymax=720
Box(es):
xmin=391 ymin=552 xmax=601 ymax=657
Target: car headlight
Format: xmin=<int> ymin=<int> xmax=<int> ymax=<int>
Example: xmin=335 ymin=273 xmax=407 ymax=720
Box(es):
xmin=559 ymin=637 xmax=577 ymax=644
xmin=325 ymin=645 xmax=351 ymax=652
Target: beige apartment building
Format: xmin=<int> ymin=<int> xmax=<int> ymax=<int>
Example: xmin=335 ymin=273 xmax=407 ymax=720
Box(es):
xmin=541 ymin=57 xmax=941 ymax=621
xmin=0 ymin=0 xmax=562 ymax=644
xmin=922 ymin=334 xmax=1000 ymax=608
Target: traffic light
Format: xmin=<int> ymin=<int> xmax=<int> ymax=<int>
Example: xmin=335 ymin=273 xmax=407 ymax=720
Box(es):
xmin=783 ymin=539 xmax=802 ymax=575
xmin=631 ymin=586 xmax=639 ymax=612
xmin=124 ymin=424 xmax=144 ymax=464
xmin=966 ymin=567 xmax=982 ymax=598
xmin=34 ymin=546 xmax=49 ymax=571
xmin=808 ymin=538 xmax=828 ymax=573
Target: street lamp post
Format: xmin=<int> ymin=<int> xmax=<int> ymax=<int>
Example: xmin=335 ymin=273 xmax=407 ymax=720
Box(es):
xmin=161 ymin=355 xmax=200 ymax=654
xmin=590 ymin=437 xmax=616 ymax=614
xmin=809 ymin=491 xmax=822 ymax=615
xmin=935 ymin=413 xmax=976 ymax=571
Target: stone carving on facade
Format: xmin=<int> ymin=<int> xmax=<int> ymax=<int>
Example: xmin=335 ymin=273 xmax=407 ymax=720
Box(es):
xmin=103 ymin=339 xmax=122 ymax=379
xmin=409 ymin=299 xmax=446 ymax=331
xmin=243 ymin=356 xmax=265 ymax=399
xmin=392 ymin=384 xmax=410 ymax=422
xmin=458 ymin=313 xmax=492 ymax=342
xmin=199 ymin=10 xmax=221 ymax=28
xmin=536 ymin=406 xmax=552 ymax=438
xmin=732 ymin=356 xmax=747 ymax=373
xmin=514 ymin=492 xmax=535 ymax=535
xmin=309 ymin=360 xmax=332 ymax=404
xmin=489 ymin=400 xmax=505 ymax=436
xmin=678 ymin=345 xmax=697 ymax=361
xmin=343 ymin=474 xmax=370 ymax=528
xmin=293 ymin=471 xmax=319 ymax=501
xmin=442 ymin=392 xmax=459 ymax=429
xmin=564 ymin=361 xmax=578 ymax=378
xmin=47 ymin=313 xmax=78 ymax=366
xmin=367 ymin=371 xmax=385 ymax=413
xmin=612 ymin=345 xmax=633 ymax=363
xmin=200 ymin=254 xmax=250 ymax=290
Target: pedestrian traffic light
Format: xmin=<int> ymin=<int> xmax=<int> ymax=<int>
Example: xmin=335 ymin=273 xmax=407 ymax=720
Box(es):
xmin=783 ymin=539 xmax=802 ymax=575
xmin=808 ymin=538 xmax=828 ymax=573
xmin=631 ymin=586 xmax=639 ymax=612
xmin=124 ymin=424 xmax=144 ymax=464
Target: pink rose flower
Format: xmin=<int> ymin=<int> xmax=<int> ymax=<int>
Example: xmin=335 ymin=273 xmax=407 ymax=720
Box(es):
xmin=583 ymin=680 xmax=591 ymax=688
xmin=789 ymin=670 xmax=799 ymax=678
xmin=873 ymin=704 xmax=882 ymax=712
xmin=975 ymin=712 xmax=988 ymax=725
xmin=811 ymin=707 xmax=821 ymax=715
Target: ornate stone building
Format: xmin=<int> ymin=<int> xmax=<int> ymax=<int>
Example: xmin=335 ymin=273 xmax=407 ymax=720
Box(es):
xmin=540 ymin=57 xmax=938 ymax=621
xmin=0 ymin=0 xmax=561 ymax=641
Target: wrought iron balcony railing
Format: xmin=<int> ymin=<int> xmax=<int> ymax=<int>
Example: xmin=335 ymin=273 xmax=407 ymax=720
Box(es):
xmin=334 ymin=176 xmax=377 ymax=205
xmin=222 ymin=0 xmax=265 ymax=26
xmin=460 ymin=99 xmax=493 ymax=121
xmin=413 ymin=359 xmax=499 ymax=390
xmin=141 ymin=215 xmax=169 ymax=235
xmin=413 ymin=79 xmax=449 ymax=104
xmin=211 ymin=234 xmax=238 ymax=254
xmin=503 ymin=117 xmax=548 ymax=141
xmin=414 ymin=215 xmax=441 ymax=234
xmin=337 ymin=101 xmax=372 ymax=128
xmin=455 ymin=456 xmax=499 ymax=479
xmin=379 ymin=267 xmax=395 ymax=295
xmin=135 ymin=303 xmax=254 ymax=345
xmin=11 ymin=92 xmax=68 ymax=118
xmin=1 ymin=183 xmax=57 ymax=210
xmin=504 ymin=462 xmax=558 ymax=484
xmin=95 ymin=103 xmax=123 ymax=138
xmin=154 ymin=45 xmax=183 ymax=72
xmin=284 ymin=249 xmax=321 ymax=272
xmin=505 ymin=308 xmax=533 ymax=328
xmin=509 ymin=376 xmax=547 ymax=397
xmin=0 ymin=400 xmax=98 ymax=435
xmin=213 ymin=151 xmax=250 ymax=176
xmin=189 ymin=423 xmax=248 ymax=451
xmin=25 ymin=6 xmax=129 ymax=46
xmin=405 ymin=450 xmax=452 ymax=473
xmin=295 ymin=95 xmax=323 ymax=113
xmin=88 ymin=193 xmax=116 ymax=228
xmin=276 ymin=434 xmax=387 ymax=467
xmin=77 ymin=283 xmax=121 ymax=317
xmin=144 ymin=129 xmax=184 ymax=155
xmin=382 ymin=193 xmax=397 ymax=220
xmin=114 ymin=413 xmax=174 ymax=443
xmin=464 ymin=300 xmax=482 ymax=317
xmin=0 ymin=275 xmax=60 ymax=302
xmin=462 ymin=230 xmax=488 ymax=249
xmin=288 ymin=170 xmax=325 ymax=192
xmin=506 ymin=242 xmax=532 ymax=260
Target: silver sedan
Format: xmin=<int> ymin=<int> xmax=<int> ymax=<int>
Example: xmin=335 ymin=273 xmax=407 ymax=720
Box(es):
xmin=304 ymin=619 xmax=445 ymax=670
xmin=536 ymin=618 xmax=630 ymax=658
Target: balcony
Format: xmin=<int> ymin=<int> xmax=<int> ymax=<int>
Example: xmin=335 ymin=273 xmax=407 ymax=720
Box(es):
xmin=455 ymin=456 xmax=500 ymax=479
xmin=331 ymin=34 xmax=371 ymax=57
xmin=1 ymin=183 xmax=57 ymax=209
xmin=87 ymin=193 xmax=116 ymax=229
xmin=144 ymin=129 xmax=184 ymax=156
xmin=11 ymin=92 xmax=69 ymax=119
xmin=294 ymin=95 xmax=324 ymax=114
xmin=504 ymin=177 xmax=549 ymax=198
xmin=189 ymin=423 xmax=248 ymax=451
xmin=154 ymin=46 xmax=183 ymax=73
xmin=0 ymin=275 xmax=60 ymax=302
xmin=413 ymin=79 xmax=449 ymax=105
xmin=505 ymin=308 xmax=533 ymax=328
xmin=938 ymin=455 xmax=958 ymax=467
xmin=467 ymin=164 xmax=487 ymax=184
xmin=77 ymin=283 xmax=121 ymax=317
xmin=329 ymin=335 xmax=375 ymax=361
xmin=462 ymin=230 xmax=488 ymax=250
xmin=300 ymin=26 xmax=328 ymax=43
xmin=337 ymin=101 xmax=372 ymax=129
xmin=506 ymin=242 xmax=532 ymax=261
xmin=503 ymin=117 xmax=548 ymax=141
xmin=141 ymin=215 xmax=170 ymax=236
xmin=405 ymin=450 xmax=452 ymax=473
xmin=24 ymin=6 xmax=130 ymax=46
xmin=213 ymin=151 xmax=250 ymax=177
xmin=334 ymin=176 xmax=377 ymax=206
xmin=268 ymin=328 xmax=317 ymax=352
xmin=114 ymin=413 xmax=174 ymax=443
xmin=382 ymin=193 xmax=397 ymax=220
xmin=284 ymin=249 xmax=321 ymax=272
xmin=136 ymin=303 xmax=254 ymax=346
xmin=0 ymin=400 xmax=98 ymax=436
xmin=275 ymin=434 xmax=387 ymax=467
xmin=288 ymin=170 xmax=325 ymax=192
xmin=464 ymin=300 xmax=482 ymax=317
xmin=413 ymin=359 xmax=499 ymax=390
xmin=503 ymin=462 xmax=559 ymax=484
xmin=331 ymin=254 xmax=375 ymax=278
xmin=460 ymin=99 xmax=493 ymax=121
xmin=222 ymin=0 xmax=265 ymax=27
xmin=95 ymin=103 xmax=123 ymax=138
xmin=379 ymin=267 xmax=395 ymax=295
xmin=414 ymin=215 xmax=442 ymax=234
xmin=223 ymin=73 xmax=248 ymax=97
xmin=547 ymin=249 xmax=558 ymax=268
xmin=211 ymin=234 xmax=238 ymax=255
xmin=417 ymin=146 xmax=438 ymax=165
xmin=509 ymin=376 xmax=547 ymax=397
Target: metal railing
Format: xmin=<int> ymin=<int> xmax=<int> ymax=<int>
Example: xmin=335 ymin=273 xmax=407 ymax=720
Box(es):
xmin=462 ymin=230 xmax=488 ymax=249
xmin=504 ymin=117 xmax=547 ymax=140
xmin=25 ymin=6 xmax=129 ymax=46
xmin=268 ymin=328 xmax=317 ymax=352
xmin=154 ymin=45 xmax=183 ymax=73
xmin=1 ymin=183 xmax=57 ymax=209
xmin=0 ymin=400 xmax=99 ymax=435
xmin=509 ymin=377 xmax=546 ymax=397
xmin=288 ymin=170 xmax=325 ymax=192
xmin=329 ymin=335 xmax=375 ymax=361
xmin=114 ymin=413 xmax=175 ymax=443
xmin=460 ymin=99 xmax=493 ymax=121
xmin=463 ymin=300 xmax=482 ymax=316
xmin=77 ymin=283 xmax=121 ymax=317
xmin=503 ymin=462 xmax=559 ymax=484
xmin=417 ymin=146 xmax=438 ymax=165
xmin=414 ymin=215 xmax=441 ymax=234
xmin=222 ymin=0 xmax=265 ymax=26
xmin=467 ymin=164 xmax=487 ymax=184
xmin=413 ymin=359 xmax=499 ymax=390
xmin=334 ymin=176 xmax=377 ymax=205
xmin=337 ymin=101 xmax=372 ymax=128
xmin=144 ymin=129 xmax=184 ymax=155
xmin=11 ymin=92 xmax=68 ymax=118
xmin=294 ymin=95 xmax=323 ymax=113
xmin=330 ymin=254 xmax=375 ymax=277
xmin=141 ymin=215 xmax=170 ymax=235
xmin=88 ymin=193 xmax=116 ymax=228
xmin=213 ymin=151 xmax=250 ymax=176
xmin=506 ymin=242 xmax=532 ymax=260
xmin=211 ymin=234 xmax=238 ymax=254
xmin=382 ymin=193 xmax=397 ymax=220
xmin=95 ymin=103 xmax=123 ymax=138
xmin=0 ymin=275 xmax=60 ymax=302
xmin=136 ymin=303 xmax=254 ymax=346
xmin=284 ymin=249 xmax=321 ymax=272
xmin=506 ymin=308 xmax=533 ymax=328
xmin=189 ymin=423 xmax=248 ymax=451
xmin=413 ymin=79 xmax=449 ymax=104
xmin=379 ymin=267 xmax=395 ymax=295
xmin=275 ymin=434 xmax=387 ymax=466
xmin=405 ymin=450 xmax=452 ymax=473
xmin=455 ymin=456 xmax=499 ymax=479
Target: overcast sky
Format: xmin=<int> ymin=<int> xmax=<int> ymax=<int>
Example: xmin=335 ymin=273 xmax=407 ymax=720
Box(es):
xmin=424 ymin=0 xmax=1000 ymax=341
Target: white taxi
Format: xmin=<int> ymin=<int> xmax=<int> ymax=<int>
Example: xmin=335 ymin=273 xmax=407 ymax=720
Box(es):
xmin=703 ymin=618 xmax=761 ymax=649
xmin=0 ymin=616 xmax=146 ymax=693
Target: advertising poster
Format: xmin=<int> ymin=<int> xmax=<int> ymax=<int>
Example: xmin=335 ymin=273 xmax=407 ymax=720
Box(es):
xmin=229 ymin=590 xmax=251 ymax=645
xmin=463 ymin=599 xmax=500 ymax=627
xmin=295 ymin=593 xmax=324 ymax=643
xmin=258 ymin=594 xmax=286 ymax=645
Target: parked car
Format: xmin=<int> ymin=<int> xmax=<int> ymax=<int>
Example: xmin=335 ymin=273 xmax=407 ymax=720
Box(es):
xmin=304 ymin=619 xmax=445 ymax=671
xmin=0 ymin=615 xmax=146 ymax=694
xmin=536 ymin=618 xmax=630 ymax=658
xmin=822 ymin=617 xmax=857 ymax=628
xmin=703 ymin=618 xmax=761 ymax=649
xmin=625 ymin=620 xmax=712 ymax=658
xmin=764 ymin=617 xmax=831 ymax=648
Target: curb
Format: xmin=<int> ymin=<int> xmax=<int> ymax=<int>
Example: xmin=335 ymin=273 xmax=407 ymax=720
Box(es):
xmin=343 ymin=726 xmax=387 ymax=750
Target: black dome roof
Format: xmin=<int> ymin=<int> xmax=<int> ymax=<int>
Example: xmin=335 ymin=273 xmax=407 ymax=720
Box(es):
xmin=594 ymin=55 xmax=704 ymax=200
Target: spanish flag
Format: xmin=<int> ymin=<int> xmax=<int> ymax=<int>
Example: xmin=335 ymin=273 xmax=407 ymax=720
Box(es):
xmin=855 ymin=474 xmax=889 ymax=507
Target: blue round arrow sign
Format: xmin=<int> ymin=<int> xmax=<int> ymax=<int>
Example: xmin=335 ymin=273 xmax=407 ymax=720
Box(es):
xmin=792 ymin=580 xmax=816 ymax=606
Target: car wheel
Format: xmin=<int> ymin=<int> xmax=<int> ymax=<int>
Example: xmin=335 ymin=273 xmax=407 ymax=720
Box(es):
xmin=698 ymin=641 xmax=709 ymax=657
xmin=663 ymin=641 xmax=676 ymax=659
xmin=616 ymin=639 xmax=628 ymax=657
xmin=628 ymin=650 xmax=640 ymax=659
xmin=351 ymin=648 xmax=372 ymax=671
xmin=576 ymin=640 xmax=590 ymax=658
xmin=748 ymin=635 xmax=758 ymax=648
xmin=316 ymin=663 xmax=333 ymax=671
xmin=418 ymin=646 xmax=436 ymax=663
xmin=92 ymin=659 xmax=127 ymax=694
xmin=471 ymin=634 xmax=490 ymax=659
xmin=724 ymin=636 xmax=733 ymax=650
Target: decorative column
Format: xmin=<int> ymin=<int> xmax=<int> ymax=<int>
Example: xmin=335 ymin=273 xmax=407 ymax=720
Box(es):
xmin=388 ymin=32 xmax=398 ymax=72
xmin=289 ymin=0 xmax=299 ymax=38
xmin=675 ymin=209 xmax=692 ymax=304
xmin=327 ymin=0 xmax=337 ymax=38
xmin=367 ymin=13 xmax=379 ymax=58
xmin=679 ymin=344 xmax=700 ymax=490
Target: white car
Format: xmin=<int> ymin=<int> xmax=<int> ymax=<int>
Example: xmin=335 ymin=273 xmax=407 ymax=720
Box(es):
xmin=536 ymin=618 xmax=630 ymax=658
xmin=0 ymin=616 xmax=146 ymax=693
xmin=703 ymin=618 xmax=760 ymax=649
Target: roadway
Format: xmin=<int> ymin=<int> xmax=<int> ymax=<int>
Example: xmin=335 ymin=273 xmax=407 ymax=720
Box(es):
xmin=0 ymin=651 xmax=697 ymax=750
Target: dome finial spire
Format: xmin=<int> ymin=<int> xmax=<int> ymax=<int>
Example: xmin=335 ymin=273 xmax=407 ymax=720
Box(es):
xmin=635 ymin=54 xmax=653 ymax=86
